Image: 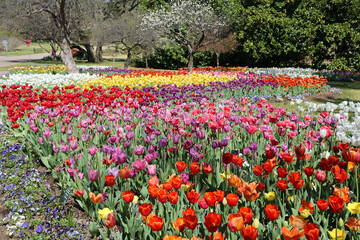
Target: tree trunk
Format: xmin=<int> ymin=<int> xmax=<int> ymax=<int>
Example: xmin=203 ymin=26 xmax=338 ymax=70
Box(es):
xmin=124 ymin=50 xmax=132 ymax=69
xmin=188 ymin=51 xmax=194 ymax=72
xmin=60 ymin=38 xmax=79 ymax=73
xmin=84 ymin=43 xmax=96 ymax=63
xmin=216 ymin=52 xmax=220 ymax=67
xmin=144 ymin=52 xmax=149 ymax=69
xmin=95 ymin=44 xmax=103 ymax=62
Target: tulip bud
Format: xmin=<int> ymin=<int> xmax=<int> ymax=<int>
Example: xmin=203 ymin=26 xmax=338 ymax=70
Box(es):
xmin=222 ymin=198 xmax=227 ymax=206
xmin=252 ymin=218 xmax=260 ymax=228
xmin=283 ymin=221 xmax=288 ymax=227
xmin=132 ymin=195 xmax=139 ymax=204
xmin=315 ymin=170 xmax=326 ymax=182
xmin=338 ymin=218 xmax=344 ymax=227
xmin=89 ymin=222 xmax=99 ymax=237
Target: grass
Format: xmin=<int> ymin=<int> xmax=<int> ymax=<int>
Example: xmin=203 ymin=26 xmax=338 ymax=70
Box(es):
xmin=0 ymin=58 xmax=129 ymax=72
xmin=312 ymin=81 xmax=360 ymax=104
xmin=0 ymin=42 xmax=52 ymax=56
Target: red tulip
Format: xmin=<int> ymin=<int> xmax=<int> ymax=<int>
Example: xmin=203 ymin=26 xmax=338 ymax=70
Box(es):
xmin=105 ymin=213 xmax=116 ymax=228
xmin=184 ymin=215 xmax=198 ymax=230
xmin=213 ymin=190 xmax=225 ymax=202
xmin=277 ymin=167 xmax=288 ymax=178
xmin=204 ymin=192 xmax=217 ymax=206
xmin=241 ymin=225 xmax=258 ymax=240
xmin=238 ymin=207 xmax=253 ymax=224
xmin=222 ymin=152 xmax=233 ymax=164
xmin=167 ymin=191 xmax=179 ymax=204
xmin=253 ymin=164 xmax=263 ymax=176
xmin=226 ymin=193 xmax=239 ymax=207
xmin=328 ymin=195 xmax=344 ymax=213
xmin=139 ymin=203 xmax=152 ymax=216
xmin=190 ymin=162 xmax=200 ymax=175
xmin=265 ymin=204 xmax=280 ymax=220
xmin=332 ymin=165 xmax=347 ymax=183
xmin=157 ymin=189 xmax=168 ymax=203
xmin=175 ymin=161 xmax=187 ymax=172
xmin=276 ymin=180 xmax=288 ymax=191
xmin=304 ymin=167 xmax=314 ymax=177
xmin=316 ymin=200 xmax=328 ymax=211
xmin=122 ymin=191 xmax=134 ymax=203
xmin=204 ymin=212 xmax=221 ymax=233
xmin=186 ymin=190 xmax=200 ymax=204
xmin=304 ymin=223 xmax=320 ymax=240
xmin=105 ymin=175 xmax=115 ymax=186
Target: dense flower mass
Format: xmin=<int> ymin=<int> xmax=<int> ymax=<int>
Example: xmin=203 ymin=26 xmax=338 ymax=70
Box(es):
xmin=0 ymin=65 xmax=359 ymax=239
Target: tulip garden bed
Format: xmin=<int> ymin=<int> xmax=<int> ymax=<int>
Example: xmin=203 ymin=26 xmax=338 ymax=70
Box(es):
xmin=0 ymin=66 xmax=360 ymax=240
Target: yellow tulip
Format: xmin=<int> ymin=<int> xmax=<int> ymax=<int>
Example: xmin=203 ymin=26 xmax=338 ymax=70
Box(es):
xmin=252 ymin=218 xmax=260 ymax=228
xmin=347 ymin=202 xmax=360 ymax=214
xmin=328 ymin=228 xmax=346 ymax=240
xmin=265 ymin=192 xmax=276 ymax=201
xmin=98 ymin=208 xmax=113 ymax=220
xmin=300 ymin=209 xmax=311 ymax=218
xmin=220 ymin=171 xmax=233 ymax=180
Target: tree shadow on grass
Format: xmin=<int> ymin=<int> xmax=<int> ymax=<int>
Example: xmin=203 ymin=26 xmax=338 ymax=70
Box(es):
xmin=328 ymin=81 xmax=360 ymax=90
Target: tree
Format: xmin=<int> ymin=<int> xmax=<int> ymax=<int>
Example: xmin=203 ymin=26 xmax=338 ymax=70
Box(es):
xmin=199 ymin=31 xmax=239 ymax=67
xmin=222 ymin=0 xmax=360 ymax=69
xmin=108 ymin=11 xmax=158 ymax=68
xmin=141 ymin=0 xmax=226 ymax=71
xmin=2 ymin=0 xmax=99 ymax=73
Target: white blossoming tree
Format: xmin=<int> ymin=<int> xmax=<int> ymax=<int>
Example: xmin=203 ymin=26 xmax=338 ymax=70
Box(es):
xmin=141 ymin=0 xmax=226 ymax=71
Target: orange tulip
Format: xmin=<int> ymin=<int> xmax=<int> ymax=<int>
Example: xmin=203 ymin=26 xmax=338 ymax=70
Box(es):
xmin=89 ymin=192 xmax=102 ymax=204
xmin=168 ymin=191 xmax=179 ymax=204
xmin=345 ymin=217 xmax=360 ymax=232
xmin=289 ymin=215 xmax=308 ymax=230
xmin=208 ymin=232 xmax=225 ymax=240
xmin=227 ymin=213 xmax=244 ymax=232
xmin=227 ymin=174 xmax=241 ymax=188
xmin=170 ymin=177 xmax=182 ymax=190
xmin=172 ymin=217 xmax=186 ymax=233
xmin=163 ymin=236 xmax=182 ymax=240
xmin=333 ymin=186 xmax=351 ymax=203
xmin=147 ymin=214 xmax=164 ymax=231
xmin=298 ymin=200 xmax=314 ymax=214
xmin=240 ymin=182 xmax=261 ymax=202
xmin=281 ymin=226 xmax=304 ymax=240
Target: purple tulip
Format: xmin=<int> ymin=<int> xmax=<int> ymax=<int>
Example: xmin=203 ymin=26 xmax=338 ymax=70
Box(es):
xmin=147 ymin=165 xmax=156 ymax=175
xmin=249 ymin=142 xmax=258 ymax=151
xmin=181 ymin=172 xmax=189 ymax=184
xmin=134 ymin=145 xmax=145 ymax=156
xmin=108 ymin=167 xmax=119 ymax=178
xmin=132 ymin=159 xmax=147 ymax=171
xmin=126 ymin=131 xmax=134 ymax=140
xmin=88 ymin=169 xmax=99 ymax=181
xmin=88 ymin=147 xmax=96 ymax=156
xmin=159 ymin=138 xmax=168 ymax=147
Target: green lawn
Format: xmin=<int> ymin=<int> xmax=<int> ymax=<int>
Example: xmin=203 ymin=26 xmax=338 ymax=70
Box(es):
xmin=0 ymin=42 xmax=52 ymax=56
xmin=313 ymin=81 xmax=360 ymax=104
